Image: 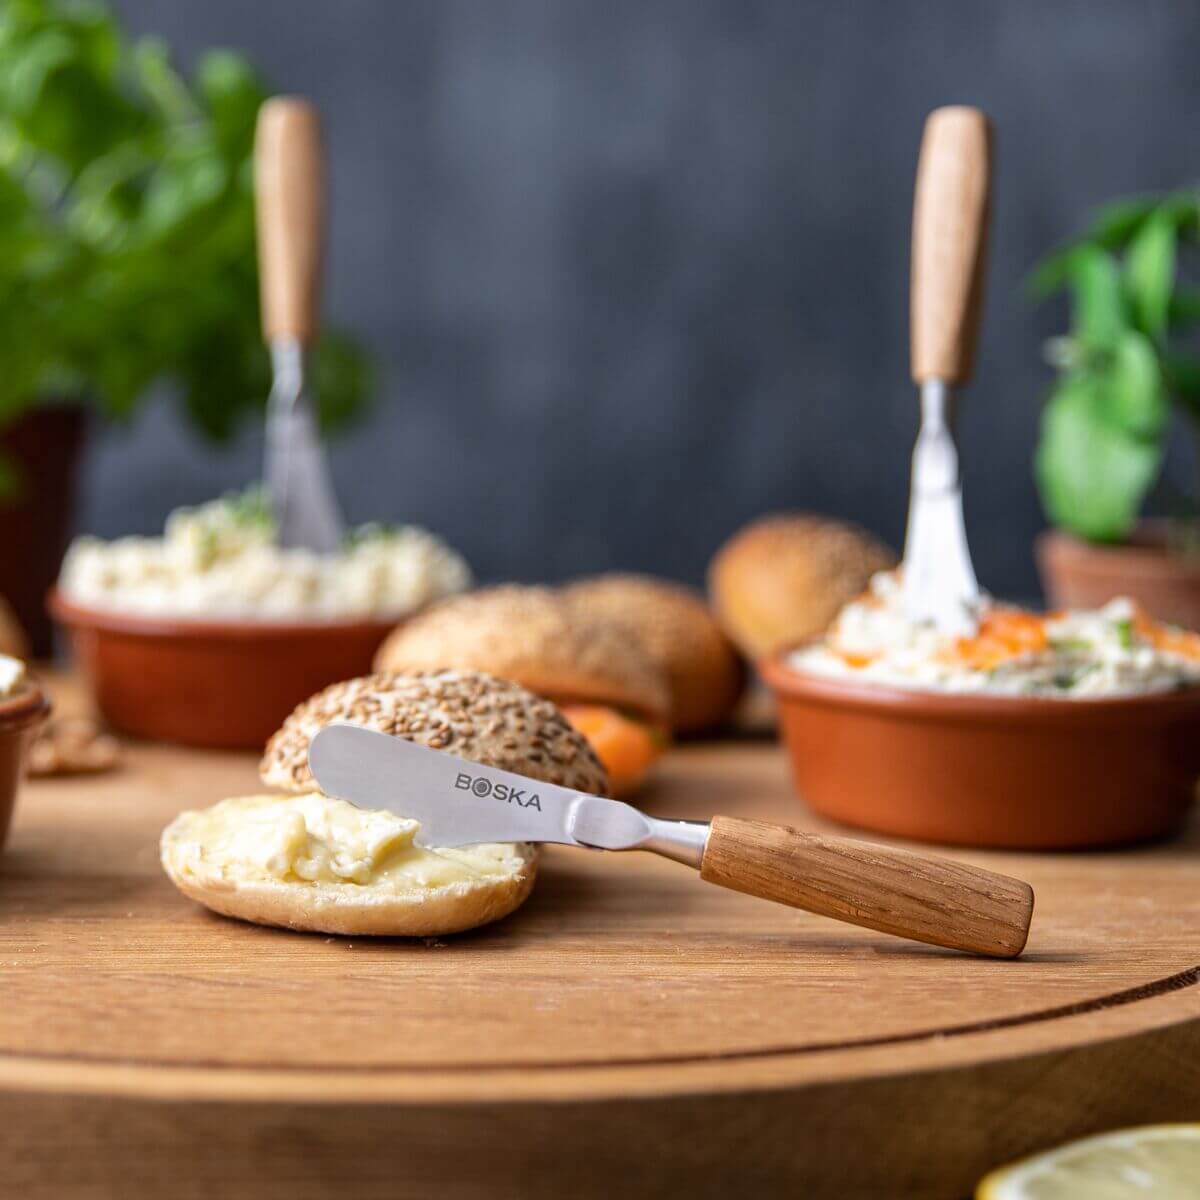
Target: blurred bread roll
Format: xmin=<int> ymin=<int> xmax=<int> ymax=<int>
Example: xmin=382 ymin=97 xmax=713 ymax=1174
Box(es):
xmin=708 ymin=514 xmax=896 ymax=662
xmin=562 ymin=573 xmax=744 ymax=733
xmin=374 ymin=585 xmax=669 ymax=723
xmin=373 ymin=585 xmax=670 ymax=795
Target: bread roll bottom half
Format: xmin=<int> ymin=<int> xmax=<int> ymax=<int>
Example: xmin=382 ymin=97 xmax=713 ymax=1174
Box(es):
xmin=161 ymin=791 xmax=537 ymax=937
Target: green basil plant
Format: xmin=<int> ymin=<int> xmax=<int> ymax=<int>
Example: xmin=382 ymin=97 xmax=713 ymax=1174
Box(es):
xmin=0 ymin=0 xmax=373 ymax=491
xmin=1031 ymin=190 xmax=1200 ymax=548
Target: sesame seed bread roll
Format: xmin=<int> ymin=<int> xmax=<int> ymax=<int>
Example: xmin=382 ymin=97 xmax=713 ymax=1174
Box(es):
xmin=373 ymin=586 xmax=669 ymax=723
xmin=260 ymin=670 xmax=607 ymax=797
xmin=708 ymin=515 xmax=897 ymax=663
xmin=162 ymin=671 xmax=607 ymax=937
xmin=562 ymin=574 xmax=744 ymax=733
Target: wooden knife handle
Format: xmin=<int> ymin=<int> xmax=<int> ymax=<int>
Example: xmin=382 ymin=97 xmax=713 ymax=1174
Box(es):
xmin=255 ymin=96 xmax=324 ymax=343
xmin=910 ymin=105 xmax=992 ymax=385
xmin=699 ymin=816 xmax=1032 ymax=958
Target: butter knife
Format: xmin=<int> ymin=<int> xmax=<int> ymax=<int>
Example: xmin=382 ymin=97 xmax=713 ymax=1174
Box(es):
xmin=308 ymin=724 xmax=1034 ymax=958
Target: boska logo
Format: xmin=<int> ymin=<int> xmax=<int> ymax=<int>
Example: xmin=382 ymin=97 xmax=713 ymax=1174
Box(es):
xmin=454 ymin=772 xmax=543 ymax=811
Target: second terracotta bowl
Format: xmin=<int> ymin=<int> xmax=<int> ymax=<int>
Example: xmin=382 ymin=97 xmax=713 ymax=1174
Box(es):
xmin=762 ymin=649 xmax=1200 ymax=850
xmin=0 ymin=680 xmax=50 ymax=854
xmin=50 ymin=591 xmax=397 ymax=750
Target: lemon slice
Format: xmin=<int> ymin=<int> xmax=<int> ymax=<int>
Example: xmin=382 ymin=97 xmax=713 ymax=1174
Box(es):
xmin=978 ymin=1125 xmax=1200 ymax=1198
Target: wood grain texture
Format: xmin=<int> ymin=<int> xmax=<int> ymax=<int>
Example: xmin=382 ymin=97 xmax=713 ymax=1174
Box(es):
xmin=255 ymin=97 xmax=324 ymax=341
xmin=3 ymin=672 xmax=1200 ymax=1198
xmin=910 ymin=105 xmax=991 ymax=383
xmin=699 ymin=815 xmax=1033 ymax=958
xmin=6 ymin=1015 xmax=1200 ymax=1200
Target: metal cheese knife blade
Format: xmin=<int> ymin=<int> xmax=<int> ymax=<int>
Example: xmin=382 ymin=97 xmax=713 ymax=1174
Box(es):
xmin=902 ymin=378 xmax=978 ymax=633
xmin=264 ymin=340 xmax=343 ymax=554
xmin=255 ymin=96 xmax=344 ymax=554
xmin=902 ymin=106 xmax=991 ymax=635
xmin=308 ymin=724 xmax=1035 ymax=958
xmin=309 ymin=723 xmax=707 ymax=861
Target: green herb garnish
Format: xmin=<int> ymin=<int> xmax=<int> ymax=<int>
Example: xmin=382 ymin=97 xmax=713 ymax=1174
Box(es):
xmin=342 ymin=522 xmax=399 ymax=549
xmin=223 ymin=486 xmax=275 ymax=530
xmin=1050 ymin=637 xmax=1092 ymax=653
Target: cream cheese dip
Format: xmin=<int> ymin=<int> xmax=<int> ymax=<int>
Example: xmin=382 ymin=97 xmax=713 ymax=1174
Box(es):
xmin=790 ymin=572 xmax=1200 ymax=698
xmin=59 ymin=490 xmax=470 ymax=621
xmin=0 ymin=655 xmax=25 ymax=697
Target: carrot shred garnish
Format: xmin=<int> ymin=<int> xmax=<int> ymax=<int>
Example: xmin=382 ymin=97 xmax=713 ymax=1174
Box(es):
xmin=942 ymin=608 xmax=1049 ymax=670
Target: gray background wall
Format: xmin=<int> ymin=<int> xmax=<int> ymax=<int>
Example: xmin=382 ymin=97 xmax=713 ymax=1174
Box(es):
xmin=94 ymin=0 xmax=1200 ymax=598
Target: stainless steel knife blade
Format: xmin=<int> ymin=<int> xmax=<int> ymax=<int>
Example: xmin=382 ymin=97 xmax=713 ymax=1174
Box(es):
xmin=265 ymin=339 xmax=343 ymax=554
xmin=901 ymin=379 xmax=979 ymax=634
xmin=307 ymin=723 xmax=667 ymax=852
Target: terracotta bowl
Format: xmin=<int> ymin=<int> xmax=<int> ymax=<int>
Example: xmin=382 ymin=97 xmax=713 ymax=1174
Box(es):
xmin=49 ymin=590 xmax=397 ymax=750
xmin=761 ymin=649 xmax=1200 ymax=850
xmin=0 ymin=679 xmax=50 ymax=854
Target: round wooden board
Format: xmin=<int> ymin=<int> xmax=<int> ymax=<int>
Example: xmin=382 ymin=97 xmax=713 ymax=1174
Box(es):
xmin=4 ymin=676 xmax=1200 ymax=1199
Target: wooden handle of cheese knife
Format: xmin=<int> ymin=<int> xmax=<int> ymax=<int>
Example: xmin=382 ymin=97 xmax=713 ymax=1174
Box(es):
xmin=255 ymin=96 xmax=324 ymax=342
xmin=700 ymin=816 xmax=1033 ymax=957
xmin=910 ymin=105 xmax=992 ymax=385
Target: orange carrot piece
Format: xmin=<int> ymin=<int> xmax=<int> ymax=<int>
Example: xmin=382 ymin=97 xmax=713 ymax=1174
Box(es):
xmin=561 ymin=705 xmax=665 ymax=798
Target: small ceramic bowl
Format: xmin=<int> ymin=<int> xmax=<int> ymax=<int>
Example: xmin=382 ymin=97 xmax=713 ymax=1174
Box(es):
xmin=762 ymin=648 xmax=1200 ymax=850
xmin=0 ymin=678 xmax=50 ymax=853
xmin=49 ymin=590 xmax=397 ymax=750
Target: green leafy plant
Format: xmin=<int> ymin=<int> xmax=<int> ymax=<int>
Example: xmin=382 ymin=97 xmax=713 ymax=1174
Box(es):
xmin=1030 ymin=191 xmax=1200 ymax=544
xmin=0 ymin=0 xmax=372 ymax=475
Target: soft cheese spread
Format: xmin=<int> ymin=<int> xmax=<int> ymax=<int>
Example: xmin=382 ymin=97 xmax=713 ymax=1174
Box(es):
xmin=165 ymin=793 xmax=530 ymax=894
xmin=59 ymin=490 xmax=471 ymax=621
xmin=790 ymin=571 xmax=1200 ymax=698
xmin=0 ymin=655 xmax=25 ymax=697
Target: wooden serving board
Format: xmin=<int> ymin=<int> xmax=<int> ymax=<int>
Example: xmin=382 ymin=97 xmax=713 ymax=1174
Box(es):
xmin=3 ymin=677 xmax=1200 ymax=1199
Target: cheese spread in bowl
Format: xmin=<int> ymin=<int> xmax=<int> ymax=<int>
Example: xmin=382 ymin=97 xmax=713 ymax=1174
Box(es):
xmin=59 ymin=490 xmax=471 ymax=621
xmin=0 ymin=655 xmax=25 ymax=697
xmin=790 ymin=571 xmax=1200 ymax=698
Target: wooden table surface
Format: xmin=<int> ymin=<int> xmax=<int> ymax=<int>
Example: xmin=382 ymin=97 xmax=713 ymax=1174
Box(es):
xmin=3 ymin=674 xmax=1200 ymax=1198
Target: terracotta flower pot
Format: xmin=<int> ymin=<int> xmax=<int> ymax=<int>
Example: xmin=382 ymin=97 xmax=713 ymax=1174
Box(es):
xmin=0 ymin=406 xmax=87 ymax=656
xmin=1037 ymin=523 xmax=1200 ymax=631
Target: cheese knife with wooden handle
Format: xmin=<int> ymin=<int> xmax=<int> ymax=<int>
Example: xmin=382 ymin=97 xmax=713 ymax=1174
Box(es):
xmin=309 ymin=724 xmax=1034 ymax=958
xmin=902 ymin=105 xmax=992 ymax=634
xmin=255 ymin=96 xmax=344 ymax=553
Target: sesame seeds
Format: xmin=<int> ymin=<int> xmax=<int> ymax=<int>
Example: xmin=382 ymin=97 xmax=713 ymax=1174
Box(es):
xmin=260 ymin=669 xmax=609 ymax=797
